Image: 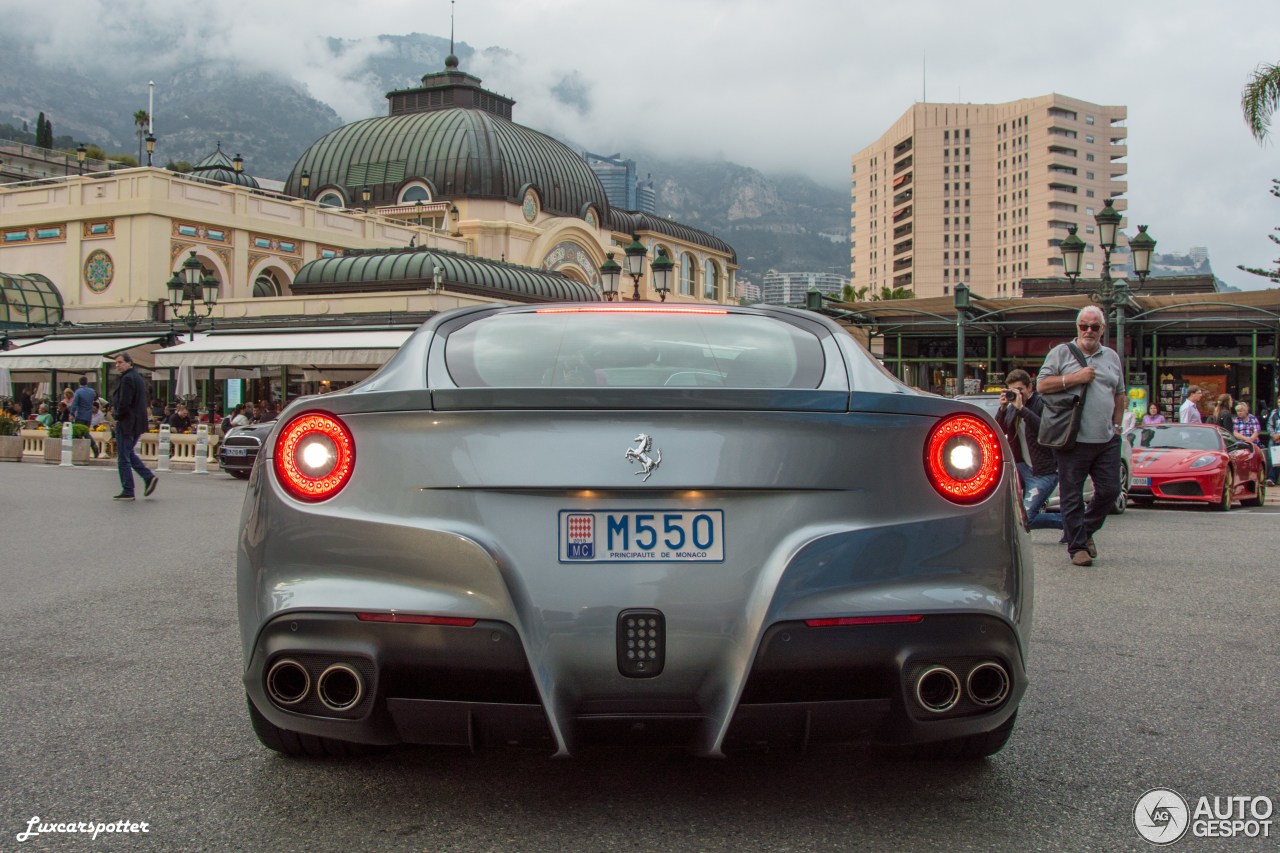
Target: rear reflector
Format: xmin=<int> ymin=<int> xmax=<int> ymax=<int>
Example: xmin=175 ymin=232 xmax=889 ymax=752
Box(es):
xmin=356 ymin=612 xmax=477 ymax=627
xmin=804 ymin=614 xmax=925 ymax=628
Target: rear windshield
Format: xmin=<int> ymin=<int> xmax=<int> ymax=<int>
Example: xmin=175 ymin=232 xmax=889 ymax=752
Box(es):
xmin=444 ymin=310 xmax=826 ymax=388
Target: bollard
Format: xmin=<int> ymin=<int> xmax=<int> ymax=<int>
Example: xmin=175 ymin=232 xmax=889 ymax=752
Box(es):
xmin=59 ymin=422 xmax=75 ymax=467
xmin=157 ymin=424 xmax=172 ymax=472
xmin=193 ymin=423 xmax=209 ymax=475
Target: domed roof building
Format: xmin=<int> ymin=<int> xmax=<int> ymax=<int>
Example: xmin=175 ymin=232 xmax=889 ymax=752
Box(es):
xmin=283 ymin=56 xmax=736 ymax=302
xmin=190 ymin=143 xmax=260 ymax=189
xmin=287 ymin=56 xmax=607 ymax=221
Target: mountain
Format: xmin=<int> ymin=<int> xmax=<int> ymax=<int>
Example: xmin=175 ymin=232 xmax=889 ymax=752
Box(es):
xmin=0 ymin=32 xmax=849 ymax=284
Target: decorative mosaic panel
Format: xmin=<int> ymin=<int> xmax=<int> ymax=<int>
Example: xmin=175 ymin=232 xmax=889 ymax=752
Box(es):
xmin=84 ymin=249 xmax=114 ymax=293
xmin=34 ymin=225 xmax=65 ymax=241
xmin=522 ymin=188 xmax=539 ymax=223
xmin=540 ymin=241 xmax=600 ymax=286
xmin=1 ymin=224 xmax=65 ymax=244
xmin=3 ymin=229 xmax=30 ymax=244
xmin=250 ymin=234 xmax=301 ymax=255
xmin=318 ymin=245 xmax=342 ymax=259
xmin=83 ymin=220 xmax=115 ymax=238
xmin=584 ymin=208 xmax=598 ymax=229
xmin=171 ymin=222 xmax=232 ymax=244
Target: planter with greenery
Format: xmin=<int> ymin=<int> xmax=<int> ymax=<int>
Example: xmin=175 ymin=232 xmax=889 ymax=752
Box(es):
xmin=0 ymin=412 xmax=21 ymax=462
xmin=43 ymin=422 xmax=93 ymax=464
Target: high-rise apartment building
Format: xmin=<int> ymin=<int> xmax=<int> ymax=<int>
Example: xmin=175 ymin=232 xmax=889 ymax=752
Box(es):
xmin=850 ymin=95 xmax=1128 ymax=299
xmin=760 ymin=270 xmax=848 ymax=306
xmin=584 ymin=151 xmax=658 ymax=214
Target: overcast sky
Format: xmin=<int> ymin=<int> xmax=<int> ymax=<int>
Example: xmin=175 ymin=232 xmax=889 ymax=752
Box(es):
xmin=8 ymin=0 xmax=1280 ymax=290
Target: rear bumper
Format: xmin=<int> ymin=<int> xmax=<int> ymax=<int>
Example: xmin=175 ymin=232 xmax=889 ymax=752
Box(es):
xmin=244 ymin=611 xmax=1026 ymax=755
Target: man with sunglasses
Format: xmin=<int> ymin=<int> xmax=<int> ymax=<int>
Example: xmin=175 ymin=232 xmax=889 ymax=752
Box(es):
xmin=1037 ymin=305 xmax=1126 ymax=567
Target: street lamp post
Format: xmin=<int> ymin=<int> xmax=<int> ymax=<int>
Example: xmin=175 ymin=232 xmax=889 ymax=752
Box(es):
xmin=299 ymin=170 xmax=310 ymax=199
xmin=145 ymin=133 xmax=156 ymax=167
xmin=361 ymin=186 xmax=371 ymax=212
xmin=166 ymin=250 xmax=218 ymax=342
xmin=953 ymin=281 xmax=971 ymax=396
xmin=76 ymin=143 xmax=86 ymax=176
xmin=1059 ymin=198 xmax=1157 ymax=366
xmin=599 ymin=236 xmax=673 ymax=302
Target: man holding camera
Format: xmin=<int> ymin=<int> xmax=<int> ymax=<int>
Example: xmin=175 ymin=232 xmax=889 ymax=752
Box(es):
xmin=996 ymin=369 xmax=1063 ymax=531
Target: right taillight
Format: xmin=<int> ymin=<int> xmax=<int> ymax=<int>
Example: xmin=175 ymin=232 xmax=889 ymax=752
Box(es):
xmin=924 ymin=413 xmax=1003 ymax=504
xmin=273 ymin=411 xmax=355 ymax=502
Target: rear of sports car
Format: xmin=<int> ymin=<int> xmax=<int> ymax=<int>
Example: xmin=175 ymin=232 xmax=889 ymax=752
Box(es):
xmin=238 ymin=304 xmax=1032 ymax=759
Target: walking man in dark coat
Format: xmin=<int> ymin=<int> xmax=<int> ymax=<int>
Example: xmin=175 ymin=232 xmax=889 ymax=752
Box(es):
xmin=109 ymin=352 xmax=157 ymax=501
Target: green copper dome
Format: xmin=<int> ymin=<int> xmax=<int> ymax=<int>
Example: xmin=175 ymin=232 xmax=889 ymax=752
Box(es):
xmin=284 ymin=61 xmax=609 ymax=220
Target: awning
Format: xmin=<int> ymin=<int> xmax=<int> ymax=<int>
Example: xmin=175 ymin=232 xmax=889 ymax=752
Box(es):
xmin=0 ymin=335 xmax=163 ymax=370
xmin=153 ymin=329 xmax=414 ymax=369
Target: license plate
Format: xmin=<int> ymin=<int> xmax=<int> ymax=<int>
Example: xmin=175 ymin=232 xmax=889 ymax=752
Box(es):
xmin=559 ymin=510 xmax=724 ymax=562
xmin=222 ymin=447 xmax=249 ymax=457
xmin=1132 ymin=477 xmax=1150 ymax=486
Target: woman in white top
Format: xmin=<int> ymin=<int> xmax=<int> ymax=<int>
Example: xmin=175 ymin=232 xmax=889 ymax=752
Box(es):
xmin=230 ymin=404 xmax=250 ymax=428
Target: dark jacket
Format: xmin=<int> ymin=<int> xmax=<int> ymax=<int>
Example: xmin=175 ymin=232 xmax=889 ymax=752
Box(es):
xmin=110 ymin=368 xmax=149 ymax=435
xmin=996 ymin=392 xmax=1058 ymax=477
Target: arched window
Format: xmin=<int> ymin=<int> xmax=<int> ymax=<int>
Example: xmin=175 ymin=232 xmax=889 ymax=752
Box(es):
xmin=703 ymin=259 xmax=720 ymax=301
xmin=681 ymin=252 xmax=696 ymax=296
xmin=317 ymin=191 xmax=344 ymax=208
xmin=253 ymin=271 xmax=281 ymax=298
xmin=400 ymin=184 xmax=431 ymax=203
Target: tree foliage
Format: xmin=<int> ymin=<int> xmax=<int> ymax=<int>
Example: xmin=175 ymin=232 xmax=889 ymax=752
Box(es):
xmin=133 ymin=109 xmax=150 ymax=165
xmin=1242 ymin=62 xmax=1280 ymax=143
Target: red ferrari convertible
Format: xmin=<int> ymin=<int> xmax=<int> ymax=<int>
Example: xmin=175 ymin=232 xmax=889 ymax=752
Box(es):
xmin=1125 ymin=424 xmax=1267 ymax=511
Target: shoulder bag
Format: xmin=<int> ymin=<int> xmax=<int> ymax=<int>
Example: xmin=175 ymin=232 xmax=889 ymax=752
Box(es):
xmin=1037 ymin=343 xmax=1090 ymax=451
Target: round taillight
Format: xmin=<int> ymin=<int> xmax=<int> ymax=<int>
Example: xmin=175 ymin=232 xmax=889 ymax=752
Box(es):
xmin=924 ymin=413 xmax=1003 ymax=504
xmin=273 ymin=412 xmax=355 ymax=502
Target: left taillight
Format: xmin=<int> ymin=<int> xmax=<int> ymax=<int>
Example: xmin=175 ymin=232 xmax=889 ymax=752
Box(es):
xmin=924 ymin=413 xmax=1003 ymax=504
xmin=272 ymin=412 xmax=355 ymax=502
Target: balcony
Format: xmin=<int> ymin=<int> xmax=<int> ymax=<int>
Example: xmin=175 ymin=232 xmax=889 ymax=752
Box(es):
xmin=893 ymin=137 xmax=913 ymax=158
xmin=1048 ymin=107 xmax=1078 ymax=121
xmin=1048 ymin=145 xmax=1078 ymax=157
xmin=1049 ymin=182 xmax=1078 ymax=194
xmin=893 ymin=188 xmax=913 ymax=206
xmin=892 ymin=172 xmax=912 ymax=189
xmin=893 ymin=273 xmax=913 ymax=288
xmin=1048 ymin=201 xmax=1078 ymax=212
xmin=1048 ymin=127 xmax=1078 ymax=139
xmin=1048 ymin=165 xmax=1078 ymax=176
xmin=1109 ymin=143 xmax=1128 ymax=159
xmin=893 ymin=223 xmax=912 ymax=239
xmin=892 ymin=205 xmax=912 ymax=223
xmin=893 ymin=155 xmax=913 ymax=174
xmin=893 ymin=257 xmax=913 ymax=272
xmin=893 ymin=239 xmax=913 ymax=256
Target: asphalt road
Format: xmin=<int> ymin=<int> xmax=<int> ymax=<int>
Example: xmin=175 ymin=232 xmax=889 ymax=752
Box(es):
xmin=0 ymin=463 xmax=1276 ymax=852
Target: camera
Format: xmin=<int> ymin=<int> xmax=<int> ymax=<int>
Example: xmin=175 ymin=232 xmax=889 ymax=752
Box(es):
xmin=1001 ymin=390 xmax=1015 ymax=403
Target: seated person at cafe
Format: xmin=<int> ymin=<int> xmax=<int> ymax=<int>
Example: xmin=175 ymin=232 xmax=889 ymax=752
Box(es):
xmin=34 ymin=403 xmax=54 ymax=429
xmin=168 ymin=404 xmax=193 ymax=433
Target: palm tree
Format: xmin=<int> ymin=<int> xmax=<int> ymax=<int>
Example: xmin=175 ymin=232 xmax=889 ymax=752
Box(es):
xmin=133 ymin=110 xmax=150 ymax=164
xmin=1242 ymin=62 xmax=1280 ymax=143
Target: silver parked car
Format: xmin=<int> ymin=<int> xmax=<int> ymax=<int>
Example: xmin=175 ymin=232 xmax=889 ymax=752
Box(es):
xmin=238 ymin=304 xmax=1032 ymax=759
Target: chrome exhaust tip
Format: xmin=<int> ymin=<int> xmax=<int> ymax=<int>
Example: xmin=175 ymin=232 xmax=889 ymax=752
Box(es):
xmin=966 ymin=661 xmax=1010 ymax=707
xmin=316 ymin=663 xmax=364 ymax=712
xmin=265 ymin=658 xmax=310 ymax=707
xmin=915 ymin=665 xmax=961 ymax=713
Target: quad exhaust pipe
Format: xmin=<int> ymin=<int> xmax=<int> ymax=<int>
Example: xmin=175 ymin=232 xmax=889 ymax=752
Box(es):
xmin=265 ymin=658 xmax=367 ymax=712
xmin=317 ymin=663 xmax=365 ymax=712
xmin=966 ymin=661 xmax=1011 ymax=707
xmin=912 ymin=661 xmax=1010 ymax=713
xmin=915 ymin=665 xmax=962 ymax=713
xmin=266 ymin=659 xmax=310 ymax=707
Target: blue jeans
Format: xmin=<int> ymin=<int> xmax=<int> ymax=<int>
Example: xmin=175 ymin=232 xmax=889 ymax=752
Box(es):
xmin=1017 ymin=462 xmax=1063 ymax=530
xmin=1054 ymin=437 xmax=1121 ymax=555
xmin=115 ymin=429 xmax=154 ymax=496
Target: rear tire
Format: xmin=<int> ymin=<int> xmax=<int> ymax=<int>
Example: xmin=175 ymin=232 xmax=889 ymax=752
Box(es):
xmin=246 ymin=696 xmax=367 ymax=757
xmin=899 ymin=712 xmax=1017 ymax=761
xmin=228 ymin=470 xmax=251 ymax=480
xmin=1243 ymin=476 xmax=1265 ymax=508
xmin=1212 ymin=472 xmax=1233 ymax=512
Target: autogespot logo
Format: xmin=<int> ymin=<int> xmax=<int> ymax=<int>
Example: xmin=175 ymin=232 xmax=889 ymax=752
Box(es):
xmin=1134 ymin=788 xmax=1190 ymax=845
